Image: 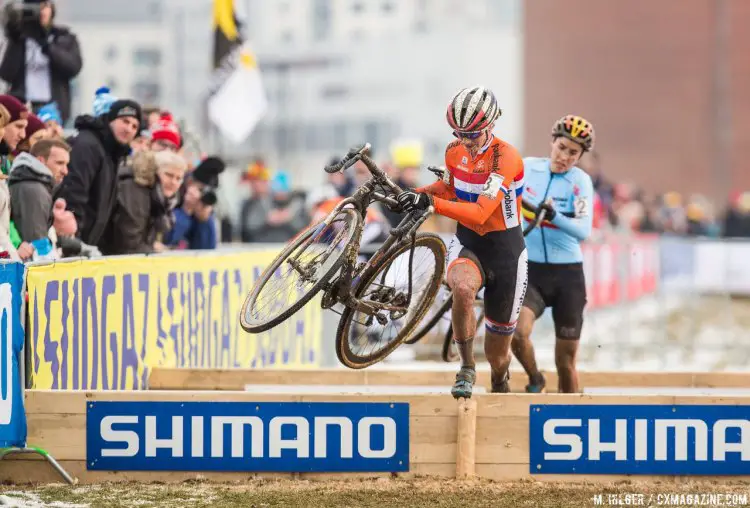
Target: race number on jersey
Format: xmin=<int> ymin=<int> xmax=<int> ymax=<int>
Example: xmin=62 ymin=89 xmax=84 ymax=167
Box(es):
xmin=574 ymin=196 xmax=588 ymax=217
xmin=481 ymin=173 xmax=504 ymax=199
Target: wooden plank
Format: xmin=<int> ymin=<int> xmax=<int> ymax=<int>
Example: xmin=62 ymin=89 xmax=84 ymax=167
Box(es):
xmin=671 ymin=396 xmax=750 ymax=406
xmin=410 ymin=416 xmax=457 ymax=444
xmin=24 ymin=390 xmax=88 ymax=414
xmin=26 ymin=413 xmax=86 ymax=461
xmin=477 ymin=394 xmax=679 ymax=418
xmin=455 ymin=399 xmax=477 ymax=478
xmin=150 ymin=367 xmax=750 ymax=391
xmin=295 ymin=395 xmax=458 ymax=417
xmin=0 ymin=460 xmax=455 ymax=484
xmin=475 ymin=416 xmax=528 ymax=464
xmin=579 ymin=372 xmax=695 ymax=388
xmin=25 ymin=391 xmax=457 ymax=418
xmin=690 ymin=372 xmax=750 ymax=388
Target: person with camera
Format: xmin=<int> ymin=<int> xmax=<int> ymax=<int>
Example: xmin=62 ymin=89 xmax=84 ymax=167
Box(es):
xmin=164 ymin=156 xmax=225 ymax=250
xmin=0 ymin=0 xmax=82 ymax=124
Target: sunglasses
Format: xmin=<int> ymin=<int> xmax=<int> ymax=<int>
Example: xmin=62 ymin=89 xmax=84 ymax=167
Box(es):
xmin=453 ymin=130 xmax=483 ymax=140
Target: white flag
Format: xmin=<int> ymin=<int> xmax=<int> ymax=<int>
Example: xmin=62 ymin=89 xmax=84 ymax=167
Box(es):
xmin=208 ymin=44 xmax=267 ymax=144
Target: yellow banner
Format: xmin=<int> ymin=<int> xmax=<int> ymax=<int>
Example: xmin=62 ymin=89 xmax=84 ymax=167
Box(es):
xmin=26 ymin=251 xmax=322 ymax=389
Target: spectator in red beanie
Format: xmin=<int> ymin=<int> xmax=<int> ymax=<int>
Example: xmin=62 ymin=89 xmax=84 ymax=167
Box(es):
xmin=150 ymin=112 xmax=181 ymax=152
xmin=0 ymin=95 xmax=28 ymax=174
xmin=15 ymin=113 xmax=48 ymax=154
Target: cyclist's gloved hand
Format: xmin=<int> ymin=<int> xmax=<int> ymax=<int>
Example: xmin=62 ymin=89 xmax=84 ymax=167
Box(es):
xmin=539 ymin=200 xmax=557 ymax=221
xmin=397 ymin=191 xmax=432 ymax=212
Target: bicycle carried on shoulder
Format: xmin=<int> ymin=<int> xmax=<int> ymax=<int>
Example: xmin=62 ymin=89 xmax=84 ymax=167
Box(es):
xmin=405 ymin=181 xmax=548 ymax=362
xmin=240 ymin=143 xmax=445 ymax=369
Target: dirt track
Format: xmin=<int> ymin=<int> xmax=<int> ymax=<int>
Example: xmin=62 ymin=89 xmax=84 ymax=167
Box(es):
xmin=2 ymin=477 xmax=750 ymax=508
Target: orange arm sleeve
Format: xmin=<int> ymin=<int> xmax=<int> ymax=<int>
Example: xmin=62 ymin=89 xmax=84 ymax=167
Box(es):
xmin=415 ymin=180 xmax=454 ymax=200
xmin=432 ymin=193 xmax=504 ymax=227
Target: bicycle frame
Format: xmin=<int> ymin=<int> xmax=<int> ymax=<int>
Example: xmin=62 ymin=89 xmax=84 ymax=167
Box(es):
xmin=315 ymin=145 xmax=434 ymax=320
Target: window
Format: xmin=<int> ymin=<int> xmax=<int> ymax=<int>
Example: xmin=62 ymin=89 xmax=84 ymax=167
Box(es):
xmin=281 ymin=30 xmax=294 ymax=44
xmin=278 ymin=1 xmax=291 ymax=13
xmin=132 ymin=47 xmax=161 ymax=67
xmin=106 ymin=77 xmax=118 ymax=92
xmin=312 ymin=0 xmax=331 ymax=40
xmin=351 ymin=1 xmax=364 ymax=14
xmin=104 ymin=45 xmax=118 ymax=62
xmin=382 ymin=1 xmax=394 ymax=13
xmin=132 ymin=81 xmax=161 ymax=104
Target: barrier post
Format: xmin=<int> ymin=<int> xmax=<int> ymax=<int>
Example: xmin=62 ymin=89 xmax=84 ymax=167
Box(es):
xmin=0 ymin=261 xmax=75 ymax=485
xmin=455 ymin=399 xmax=477 ymax=478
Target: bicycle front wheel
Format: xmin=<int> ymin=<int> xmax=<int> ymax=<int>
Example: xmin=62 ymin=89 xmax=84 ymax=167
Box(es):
xmin=335 ymin=233 xmax=446 ymax=369
xmin=240 ymin=208 xmax=361 ymax=333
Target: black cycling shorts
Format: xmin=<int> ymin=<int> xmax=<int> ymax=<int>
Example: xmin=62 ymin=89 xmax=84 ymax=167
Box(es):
xmin=523 ymin=261 xmax=587 ymax=339
xmin=446 ymin=224 xmax=528 ymax=336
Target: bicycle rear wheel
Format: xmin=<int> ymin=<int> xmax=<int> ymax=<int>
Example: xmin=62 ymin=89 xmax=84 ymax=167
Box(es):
xmin=404 ymin=283 xmax=452 ymax=345
xmin=240 ymin=208 xmax=361 ymax=333
xmin=335 ymin=233 xmax=446 ymax=369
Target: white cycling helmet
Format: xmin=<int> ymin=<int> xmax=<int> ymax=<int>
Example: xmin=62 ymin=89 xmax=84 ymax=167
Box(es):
xmin=446 ymin=86 xmax=501 ymax=133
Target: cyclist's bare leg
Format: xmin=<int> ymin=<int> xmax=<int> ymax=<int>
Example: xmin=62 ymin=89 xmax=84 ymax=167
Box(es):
xmin=555 ymin=338 xmax=579 ymax=393
xmin=484 ymin=329 xmax=512 ymax=392
xmin=447 ymin=263 xmax=481 ymax=367
xmin=511 ymin=307 xmax=540 ymax=376
xmin=447 ymin=262 xmax=482 ymax=398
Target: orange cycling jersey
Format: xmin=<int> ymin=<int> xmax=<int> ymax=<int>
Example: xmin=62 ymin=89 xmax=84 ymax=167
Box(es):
xmin=416 ymin=136 xmax=525 ymax=236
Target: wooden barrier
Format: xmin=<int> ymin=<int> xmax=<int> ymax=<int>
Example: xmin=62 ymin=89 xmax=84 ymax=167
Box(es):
xmin=3 ymin=390 xmax=750 ymax=484
xmin=148 ymin=367 xmax=750 ymax=392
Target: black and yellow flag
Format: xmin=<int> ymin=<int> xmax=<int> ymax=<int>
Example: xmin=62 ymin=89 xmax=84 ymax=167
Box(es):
xmin=207 ymin=0 xmax=267 ymax=143
xmin=213 ymin=0 xmax=243 ymax=70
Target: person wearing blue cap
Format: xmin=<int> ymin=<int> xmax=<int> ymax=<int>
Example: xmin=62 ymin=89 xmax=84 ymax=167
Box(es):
xmin=37 ymin=101 xmax=63 ymax=137
xmin=92 ymin=86 xmax=117 ymax=117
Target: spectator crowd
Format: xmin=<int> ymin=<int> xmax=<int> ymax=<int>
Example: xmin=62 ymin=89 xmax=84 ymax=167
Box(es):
xmin=1 ymin=0 xmax=747 ymax=265
xmin=0 ymin=88 xmax=226 ymax=262
xmin=0 ymin=0 xmax=227 ymax=262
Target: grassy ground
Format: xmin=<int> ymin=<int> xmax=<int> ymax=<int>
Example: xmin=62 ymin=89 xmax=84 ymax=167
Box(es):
xmin=2 ymin=477 xmax=750 ymax=508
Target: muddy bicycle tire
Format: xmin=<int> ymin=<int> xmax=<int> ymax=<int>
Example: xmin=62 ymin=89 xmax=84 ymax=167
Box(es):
xmin=240 ymin=208 xmax=361 ymax=334
xmin=404 ymin=292 xmax=452 ymax=345
xmin=335 ymin=233 xmax=446 ymax=369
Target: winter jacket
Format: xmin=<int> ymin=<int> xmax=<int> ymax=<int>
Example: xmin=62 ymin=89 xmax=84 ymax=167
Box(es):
xmin=165 ymin=208 xmax=217 ymax=250
xmin=54 ymin=115 xmax=130 ymax=247
xmin=0 ymin=23 xmax=82 ymax=123
xmin=8 ymin=152 xmax=54 ymax=242
xmin=108 ymin=152 xmax=176 ymax=254
xmin=0 ymin=177 xmax=18 ymax=260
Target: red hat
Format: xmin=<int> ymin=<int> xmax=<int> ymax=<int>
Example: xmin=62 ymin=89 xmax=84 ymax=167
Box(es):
xmin=24 ymin=114 xmax=45 ymax=139
xmin=151 ymin=112 xmax=181 ymax=148
xmin=0 ymin=95 xmax=28 ymax=123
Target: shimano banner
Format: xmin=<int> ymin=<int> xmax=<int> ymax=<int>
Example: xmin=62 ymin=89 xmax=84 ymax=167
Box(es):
xmin=0 ymin=262 xmax=27 ymax=448
xmin=530 ymin=404 xmax=750 ymax=475
xmin=87 ymin=401 xmax=409 ymax=472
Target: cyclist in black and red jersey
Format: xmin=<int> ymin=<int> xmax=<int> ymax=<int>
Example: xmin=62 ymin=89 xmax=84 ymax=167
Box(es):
xmin=397 ymin=86 xmax=527 ymax=398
